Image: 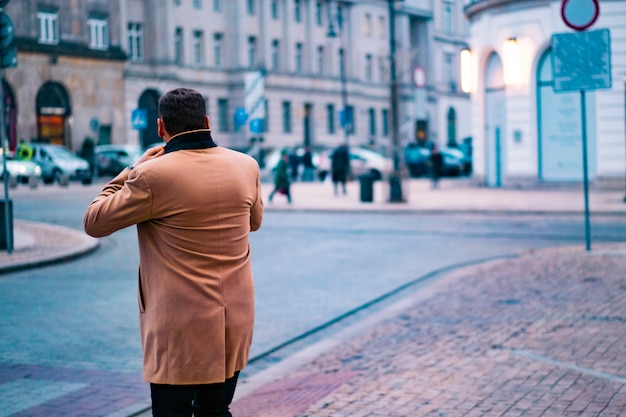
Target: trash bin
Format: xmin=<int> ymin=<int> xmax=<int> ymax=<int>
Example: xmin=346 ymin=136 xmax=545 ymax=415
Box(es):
xmin=359 ymin=173 xmax=374 ymax=203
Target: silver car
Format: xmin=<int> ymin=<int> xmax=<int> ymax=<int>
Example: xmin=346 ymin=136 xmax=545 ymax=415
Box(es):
xmin=30 ymin=144 xmax=93 ymax=185
xmin=0 ymin=154 xmax=42 ymax=188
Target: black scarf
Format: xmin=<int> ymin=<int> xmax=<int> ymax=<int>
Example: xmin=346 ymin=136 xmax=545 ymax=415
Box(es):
xmin=164 ymin=130 xmax=217 ymax=154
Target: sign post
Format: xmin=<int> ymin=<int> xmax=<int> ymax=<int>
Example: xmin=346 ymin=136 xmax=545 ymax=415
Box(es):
xmin=551 ymin=2 xmax=611 ymax=251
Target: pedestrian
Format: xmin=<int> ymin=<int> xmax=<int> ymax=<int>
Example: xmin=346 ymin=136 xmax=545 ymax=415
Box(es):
xmin=16 ymin=139 xmax=34 ymax=161
xmin=288 ymin=148 xmax=299 ymax=181
xmin=83 ymin=88 xmax=264 ymax=417
xmin=429 ymin=144 xmax=444 ymax=189
xmin=331 ymin=143 xmax=350 ymax=195
xmin=301 ymin=146 xmax=315 ymax=182
xmin=269 ymin=149 xmax=292 ymax=203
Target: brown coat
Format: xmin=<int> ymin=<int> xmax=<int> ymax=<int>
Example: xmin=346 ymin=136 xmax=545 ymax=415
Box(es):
xmin=83 ymin=146 xmax=263 ymax=385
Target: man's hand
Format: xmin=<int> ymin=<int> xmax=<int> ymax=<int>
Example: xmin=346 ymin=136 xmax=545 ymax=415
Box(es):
xmin=135 ymin=146 xmax=165 ymax=167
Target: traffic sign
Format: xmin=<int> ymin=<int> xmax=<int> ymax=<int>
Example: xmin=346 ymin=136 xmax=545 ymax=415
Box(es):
xmin=249 ymin=118 xmax=264 ymax=134
xmin=551 ymin=29 xmax=611 ymax=92
xmin=131 ymin=108 xmax=148 ymax=130
xmin=561 ymin=0 xmax=599 ymax=31
xmin=234 ymin=107 xmax=247 ymax=128
xmin=412 ymin=66 xmax=426 ymax=88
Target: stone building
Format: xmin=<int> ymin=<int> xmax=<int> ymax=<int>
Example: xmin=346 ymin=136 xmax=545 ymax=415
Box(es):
xmin=4 ymin=0 xmax=471 ymax=160
xmin=4 ymin=0 xmax=126 ymax=152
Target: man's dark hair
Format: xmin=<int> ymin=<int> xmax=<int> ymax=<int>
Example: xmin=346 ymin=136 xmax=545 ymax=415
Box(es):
xmin=158 ymin=88 xmax=207 ymax=136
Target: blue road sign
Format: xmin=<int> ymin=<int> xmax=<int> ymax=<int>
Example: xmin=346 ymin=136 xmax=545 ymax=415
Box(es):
xmin=234 ymin=107 xmax=248 ymax=128
xmin=551 ymin=29 xmax=611 ymax=92
xmin=131 ymin=108 xmax=148 ymax=130
xmin=250 ymin=118 xmax=264 ymax=134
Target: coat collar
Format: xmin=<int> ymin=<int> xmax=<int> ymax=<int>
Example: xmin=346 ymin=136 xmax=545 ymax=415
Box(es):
xmin=164 ymin=129 xmax=217 ymax=154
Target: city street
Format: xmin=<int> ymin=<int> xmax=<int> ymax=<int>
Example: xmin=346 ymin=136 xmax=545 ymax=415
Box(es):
xmin=1 ymin=181 xmax=626 ymax=416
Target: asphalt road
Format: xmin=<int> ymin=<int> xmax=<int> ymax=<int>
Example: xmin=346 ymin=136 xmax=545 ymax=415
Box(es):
xmin=2 ymin=183 xmax=626 ymax=378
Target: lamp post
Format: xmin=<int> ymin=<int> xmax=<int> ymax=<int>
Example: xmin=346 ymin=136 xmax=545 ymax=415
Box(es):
xmin=326 ymin=1 xmax=349 ymax=145
xmin=387 ymin=0 xmax=404 ymax=202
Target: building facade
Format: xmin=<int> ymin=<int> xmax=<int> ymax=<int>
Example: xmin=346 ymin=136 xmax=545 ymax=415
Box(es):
xmin=5 ymin=0 xmax=126 ymax=152
xmin=5 ymin=0 xmax=471 ymax=160
xmin=463 ymin=0 xmax=626 ymax=186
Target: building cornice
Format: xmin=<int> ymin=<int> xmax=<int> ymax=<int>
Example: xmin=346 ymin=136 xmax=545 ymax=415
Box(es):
xmin=464 ymin=0 xmax=550 ymax=21
xmin=15 ymin=38 xmax=127 ymax=61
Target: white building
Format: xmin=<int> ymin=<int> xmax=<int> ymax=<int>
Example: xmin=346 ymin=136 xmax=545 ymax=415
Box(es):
xmin=463 ymin=0 xmax=626 ymax=186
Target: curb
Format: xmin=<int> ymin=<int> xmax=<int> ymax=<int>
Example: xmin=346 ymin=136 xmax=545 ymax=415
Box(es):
xmin=0 ymin=220 xmax=100 ymax=274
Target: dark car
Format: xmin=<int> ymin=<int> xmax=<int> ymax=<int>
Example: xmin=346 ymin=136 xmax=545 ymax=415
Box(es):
xmin=95 ymin=144 xmax=143 ymax=176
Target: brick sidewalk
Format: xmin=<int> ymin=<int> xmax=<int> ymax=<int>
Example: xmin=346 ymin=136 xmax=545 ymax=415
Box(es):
xmin=231 ymin=244 xmax=626 ymax=417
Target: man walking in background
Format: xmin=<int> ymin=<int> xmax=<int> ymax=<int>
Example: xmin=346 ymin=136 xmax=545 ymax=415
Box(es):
xmin=84 ymin=88 xmax=264 ymax=417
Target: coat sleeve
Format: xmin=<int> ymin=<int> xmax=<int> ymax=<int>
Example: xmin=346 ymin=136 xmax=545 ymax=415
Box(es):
xmin=83 ymin=169 xmax=153 ymax=237
xmin=250 ymin=168 xmax=263 ymax=232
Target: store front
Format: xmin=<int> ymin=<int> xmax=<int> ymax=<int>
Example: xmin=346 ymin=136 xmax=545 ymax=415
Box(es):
xmin=36 ymin=82 xmax=71 ymax=147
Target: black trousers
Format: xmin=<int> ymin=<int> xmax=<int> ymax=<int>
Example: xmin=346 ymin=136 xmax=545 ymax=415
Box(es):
xmin=150 ymin=371 xmax=239 ymax=417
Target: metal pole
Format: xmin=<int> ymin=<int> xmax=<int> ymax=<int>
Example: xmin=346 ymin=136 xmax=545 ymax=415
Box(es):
xmin=581 ymin=89 xmax=591 ymax=251
xmin=340 ymin=51 xmax=349 ymax=145
xmin=388 ymin=0 xmax=403 ymax=202
xmin=1 ymin=67 xmax=12 ymax=253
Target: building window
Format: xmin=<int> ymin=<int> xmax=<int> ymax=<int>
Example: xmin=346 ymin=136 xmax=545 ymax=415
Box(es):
xmin=338 ymin=48 xmax=345 ymax=77
xmin=337 ymin=5 xmax=343 ymax=31
xmin=295 ymin=43 xmax=303 ymax=73
xmin=316 ymin=46 xmax=324 ymax=75
xmin=247 ymin=0 xmax=256 ymax=15
xmin=174 ymin=0 xmax=181 ymax=5
xmin=37 ymin=11 xmax=59 ymax=45
xmin=382 ymin=109 xmax=389 ymax=136
xmin=127 ymin=22 xmax=143 ymax=62
xmin=365 ymin=54 xmax=373 ymax=82
xmin=294 ymin=0 xmax=302 ymax=23
xmin=282 ymin=101 xmax=292 ymax=133
xmin=271 ymin=39 xmax=280 ymax=70
xmin=271 ymin=0 xmax=279 ymax=19
xmin=217 ymin=99 xmax=229 ymax=131
xmin=346 ymin=105 xmax=355 ymax=134
xmin=443 ymin=1 xmax=453 ymax=35
xmin=444 ymin=52 xmax=456 ymax=91
xmin=193 ymin=30 xmax=204 ymax=66
xmin=214 ymin=33 xmax=223 ymax=68
xmin=193 ymin=0 xmax=202 ymax=9
xmin=88 ymin=17 xmax=108 ymax=50
xmin=368 ymin=108 xmax=376 ymax=136
xmin=327 ymin=104 xmax=335 ymax=134
xmin=204 ymin=96 xmax=210 ymax=116
xmin=364 ymin=13 xmax=372 ymax=36
xmin=174 ymin=27 xmax=183 ymax=65
xmin=315 ymin=1 xmax=323 ymax=26
xmin=213 ymin=0 xmax=222 ymax=11
xmin=248 ymin=36 xmax=256 ymax=68
xmin=378 ymin=16 xmax=386 ymax=38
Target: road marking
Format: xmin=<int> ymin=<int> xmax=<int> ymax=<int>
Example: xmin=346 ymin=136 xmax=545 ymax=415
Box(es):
xmin=509 ymin=349 xmax=626 ymax=385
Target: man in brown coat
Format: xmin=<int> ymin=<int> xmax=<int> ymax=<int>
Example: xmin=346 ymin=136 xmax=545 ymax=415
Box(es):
xmin=83 ymin=88 xmax=263 ymax=417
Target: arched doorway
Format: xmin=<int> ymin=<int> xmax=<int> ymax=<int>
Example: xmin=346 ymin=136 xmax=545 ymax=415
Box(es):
xmin=446 ymin=107 xmax=456 ymax=147
xmin=537 ymin=49 xmax=596 ymax=181
xmin=36 ymin=82 xmax=71 ymax=146
xmin=2 ymin=80 xmax=17 ymax=152
xmin=484 ymin=53 xmax=506 ymax=187
xmin=138 ymin=89 xmax=160 ymax=148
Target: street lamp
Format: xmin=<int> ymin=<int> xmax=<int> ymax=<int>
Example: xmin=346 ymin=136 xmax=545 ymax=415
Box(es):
xmin=326 ymin=1 xmax=350 ymax=145
xmin=387 ymin=0 xmax=404 ymax=202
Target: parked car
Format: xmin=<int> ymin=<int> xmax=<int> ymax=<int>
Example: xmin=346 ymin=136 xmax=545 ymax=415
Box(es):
xmin=95 ymin=144 xmax=143 ymax=176
xmin=317 ymin=146 xmax=393 ymax=181
xmin=0 ymin=153 xmax=42 ymax=188
xmin=30 ymin=144 xmax=93 ymax=185
xmin=404 ymin=144 xmax=468 ymax=177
